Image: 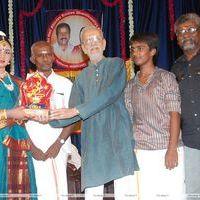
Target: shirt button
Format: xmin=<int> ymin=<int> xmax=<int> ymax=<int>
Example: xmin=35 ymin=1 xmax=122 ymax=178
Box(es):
xmin=188 ymin=63 xmax=191 ymax=67
xmin=96 ymin=73 xmax=99 ymax=77
xmin=194 ymin=113 xmax=198 ymax=117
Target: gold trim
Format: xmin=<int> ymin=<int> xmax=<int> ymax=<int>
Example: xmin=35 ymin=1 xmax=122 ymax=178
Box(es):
xmin=0 ymin=109 xmax=7 ymax=120
xmin=0 ymin=118 xmax=16 ymax=130
xmin=0 ymin=119 xmax=7 ymax=129
xmin=3 ymin=136 xmax=31 ymax=151
xmin=55 ymin=70 xmax=81 ymax=79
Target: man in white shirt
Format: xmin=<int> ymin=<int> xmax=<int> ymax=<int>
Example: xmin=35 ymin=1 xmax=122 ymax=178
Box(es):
xmin=53 ymin=23 xmax=86 ymax=63
xmin=26 ymin=41 xmax=73 ymax=200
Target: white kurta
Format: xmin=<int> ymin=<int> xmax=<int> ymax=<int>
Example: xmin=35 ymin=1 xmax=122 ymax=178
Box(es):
xmin=26 ymin=71 xmax=72 ymax=200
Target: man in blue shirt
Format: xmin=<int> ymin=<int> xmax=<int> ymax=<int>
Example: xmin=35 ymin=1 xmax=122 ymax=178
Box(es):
xmin=49 ymin=26 xmax=138 ymax=200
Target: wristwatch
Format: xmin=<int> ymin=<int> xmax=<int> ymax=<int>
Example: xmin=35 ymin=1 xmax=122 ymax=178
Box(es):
xmin=58 ymin=138 xmax=65 ymax=145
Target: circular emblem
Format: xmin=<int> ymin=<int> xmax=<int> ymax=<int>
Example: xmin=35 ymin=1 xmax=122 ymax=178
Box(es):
xmin=47 ymin=10 xmax=100 ymax=70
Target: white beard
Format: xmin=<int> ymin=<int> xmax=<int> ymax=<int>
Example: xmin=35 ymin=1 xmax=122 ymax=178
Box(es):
xmin=90 ymin=52 xmax=103 ymax=61
xmin=88 ymin=46 xmax=104 ymax=62
xmin=181 ymin=38 xmax=196 ymax=50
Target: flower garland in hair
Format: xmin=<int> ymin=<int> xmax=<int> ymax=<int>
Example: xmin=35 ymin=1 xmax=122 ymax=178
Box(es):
xmin=101 ymin=0 xmax=127 ymax=60
xmin=168 ymin=0 xmax=175 ymax=40
xmin=19 ymin=0 xmax=44 ymax=78
xmin=8 ymin=0 xmax=14 ymax=75
xmin=128 ymin=0 xmax=134 ymax=39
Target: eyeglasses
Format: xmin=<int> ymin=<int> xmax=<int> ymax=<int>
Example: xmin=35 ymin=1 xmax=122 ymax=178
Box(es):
xmin=82 ymin=35 xmax=103 ymax=46
xmin=176 ymin=27 xmax=199 ymax=36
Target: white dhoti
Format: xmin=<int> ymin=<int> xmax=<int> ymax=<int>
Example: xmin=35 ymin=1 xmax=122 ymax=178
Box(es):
xmin=133 ymin=147 xmax=185 ymax=200
xmin=26 ymin=121 xmax=71 ymax=200
xmin=26 ymin=71 xmax=73 ymax=199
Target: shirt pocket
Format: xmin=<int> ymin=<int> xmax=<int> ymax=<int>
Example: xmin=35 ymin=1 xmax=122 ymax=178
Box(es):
xmin=51 ymin=92 xmax=66 ymax=109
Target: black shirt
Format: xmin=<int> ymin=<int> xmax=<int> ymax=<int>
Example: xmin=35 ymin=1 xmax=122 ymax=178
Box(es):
xmin=172 ymin=53 xmax=200 ymax=149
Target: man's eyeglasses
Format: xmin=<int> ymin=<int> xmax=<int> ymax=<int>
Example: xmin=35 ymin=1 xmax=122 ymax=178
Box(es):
xmin=82 ymin=35 xmax=103 ymax=46
xmin=176 ymin=27 xmax=199 ymax=36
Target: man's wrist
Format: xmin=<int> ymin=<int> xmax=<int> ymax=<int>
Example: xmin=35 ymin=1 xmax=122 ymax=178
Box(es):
xmin=167 ymin=145 xmax=178 ymax=151
xmin=57 ymin=137 xmax=65 ymax=145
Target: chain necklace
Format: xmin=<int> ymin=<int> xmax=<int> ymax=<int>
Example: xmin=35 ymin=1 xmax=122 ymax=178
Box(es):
xmin=0 ymin=72 xmax=14 ymax=91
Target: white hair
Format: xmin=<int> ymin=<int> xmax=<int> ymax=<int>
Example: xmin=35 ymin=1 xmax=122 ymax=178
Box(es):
xmin=79 ymin=26 xmax=104 ymax=43
xmin=174 ymin=13 xmax=200 ymax=34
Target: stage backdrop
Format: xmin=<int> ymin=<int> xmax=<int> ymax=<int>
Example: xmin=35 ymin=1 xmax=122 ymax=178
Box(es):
xmin=0 ymin=0 xmax=200 ymax=76
xmin=9 ymin=0 xmax=130 ymax=78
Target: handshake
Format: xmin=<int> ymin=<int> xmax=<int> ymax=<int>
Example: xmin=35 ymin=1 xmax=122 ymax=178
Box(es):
xmin=26 ymin=107 xmax=79 ymax=161
xmin=6 ymin=106 xmax=79 ymax=124
xmin=24 ymin=107 xmax=80 ymax=123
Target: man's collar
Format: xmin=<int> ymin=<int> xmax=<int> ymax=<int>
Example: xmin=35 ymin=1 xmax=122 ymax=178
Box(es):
xmin=89 ymin=56 xmax=106 ymax=67
xmin=181 ymin=49 xmax=200 ymax=62
xmin=36 ymin=69 xmax=54 ymax=78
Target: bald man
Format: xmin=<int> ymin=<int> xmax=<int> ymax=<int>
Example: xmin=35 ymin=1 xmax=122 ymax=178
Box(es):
xmin=26 ymin=41 xmax=73 ymax=200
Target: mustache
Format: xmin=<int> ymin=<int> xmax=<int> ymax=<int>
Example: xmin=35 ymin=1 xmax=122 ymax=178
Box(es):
xmin=181 ymin=38 xmax=196 ymax=50
xmin=88 ymin=46 xmax=100 ymax=51
xmin=60 ymin=38 xmax=68 ymax=40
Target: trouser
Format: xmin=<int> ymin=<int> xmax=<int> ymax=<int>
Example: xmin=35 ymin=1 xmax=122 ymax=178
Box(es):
xmin=184 ymin=146 xmax=200 ymax=200
xmin=85 ymin=175 xmax=136 ymax=200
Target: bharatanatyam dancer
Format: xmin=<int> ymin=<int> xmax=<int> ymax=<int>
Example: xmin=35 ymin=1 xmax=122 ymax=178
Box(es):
xmin=0 ymin=32 xmax=37 ymax=199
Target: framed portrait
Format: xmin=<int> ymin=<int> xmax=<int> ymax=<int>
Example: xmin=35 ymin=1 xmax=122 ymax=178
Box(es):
xmin=47 ymin=10 xmax=100 ymax=71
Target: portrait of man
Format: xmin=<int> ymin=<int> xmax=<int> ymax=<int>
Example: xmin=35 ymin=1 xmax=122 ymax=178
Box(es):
xmin=47 ymin=10 xmax=101 ymax=70
xmin=53 ymin=22 xmax=87 ymax=64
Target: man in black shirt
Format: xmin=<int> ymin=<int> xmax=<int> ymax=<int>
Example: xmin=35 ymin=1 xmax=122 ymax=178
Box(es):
xmin=172 ymin=13 xmax=200 ymax=200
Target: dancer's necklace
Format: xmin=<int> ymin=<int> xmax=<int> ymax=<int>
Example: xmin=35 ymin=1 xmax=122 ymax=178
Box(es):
xmin=0 ymin=72 xmax=14 ymax=91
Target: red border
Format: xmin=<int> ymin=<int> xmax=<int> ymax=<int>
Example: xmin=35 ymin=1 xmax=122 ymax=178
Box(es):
xmin=46 ymin=9 xmax=100 ymax=70
xmin=19 ymin=1 xmax=127 ymax=77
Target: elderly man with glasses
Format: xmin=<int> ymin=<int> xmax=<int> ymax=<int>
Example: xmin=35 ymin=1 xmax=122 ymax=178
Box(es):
xmin=172 ymin=13 xmax=200 ymax=200
xmin=49 ymin=26 xmax=139 ymax=200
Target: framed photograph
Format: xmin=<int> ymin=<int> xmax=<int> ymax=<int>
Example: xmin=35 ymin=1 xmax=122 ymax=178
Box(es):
xmin=47 ymin=10 xmax=100 ymax=70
